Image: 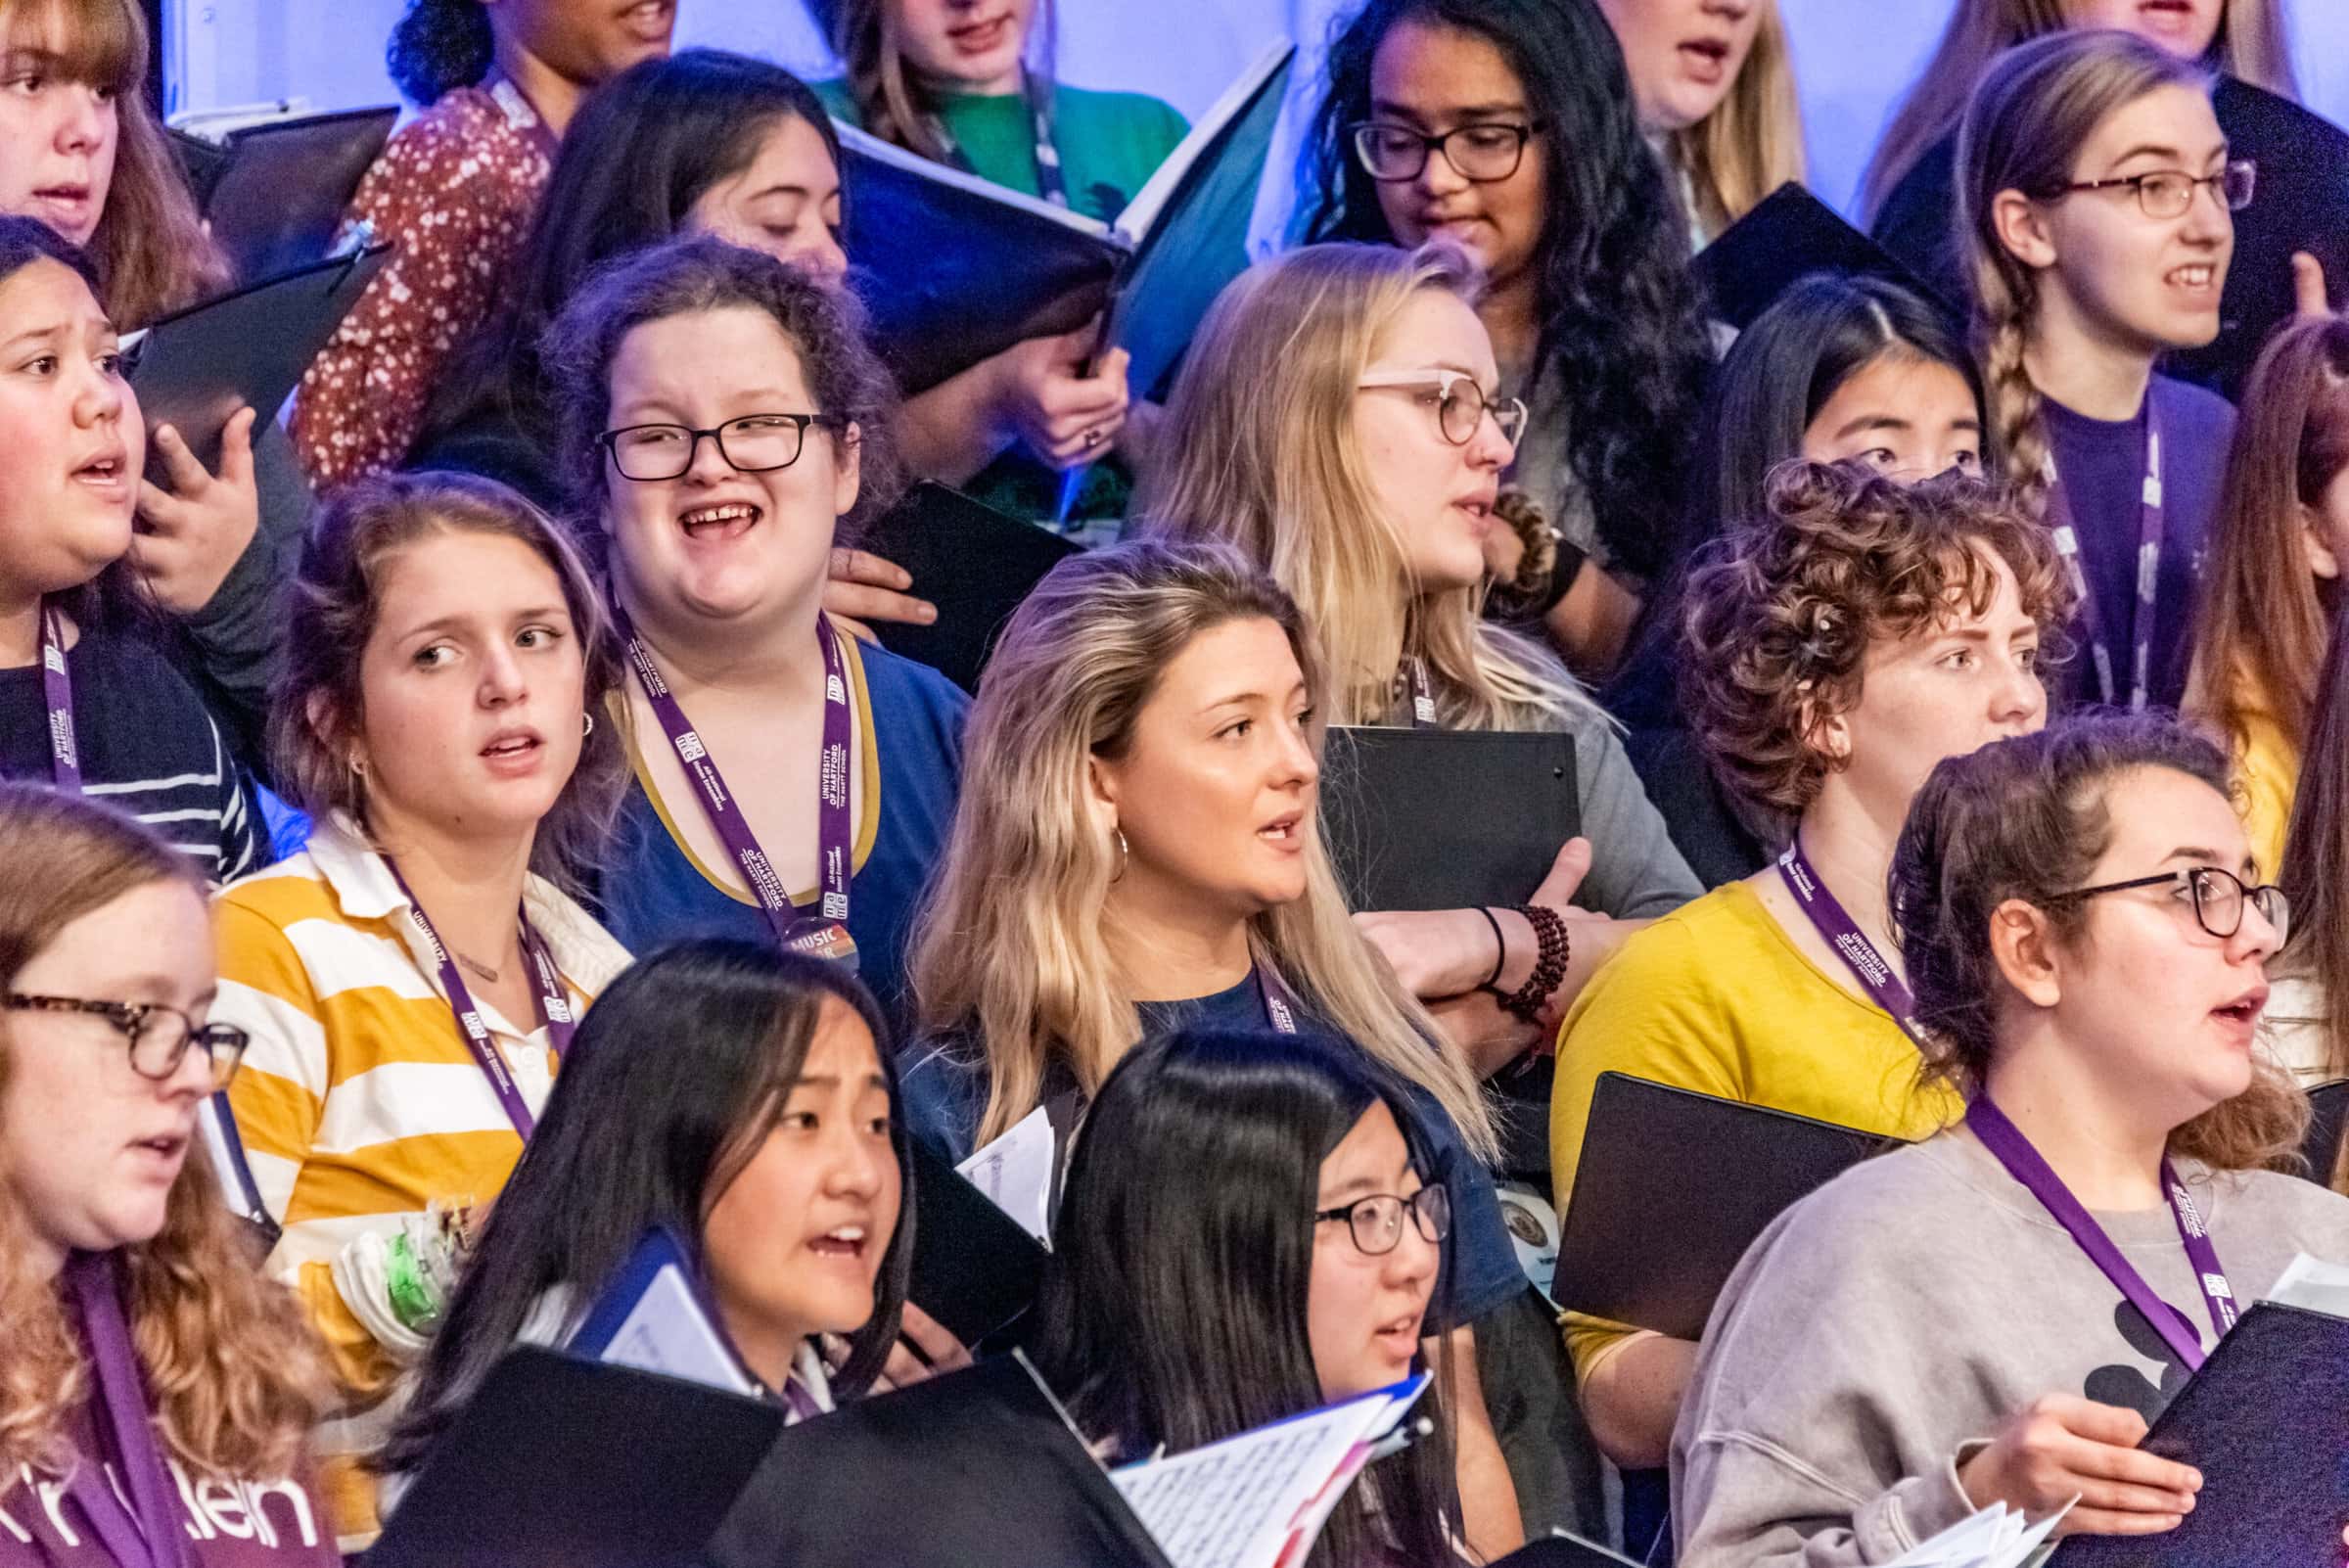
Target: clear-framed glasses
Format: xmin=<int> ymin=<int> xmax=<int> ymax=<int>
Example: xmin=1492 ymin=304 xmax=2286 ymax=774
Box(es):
xmin=1358 ymin=368 xmax=1528 ymax=449
xmin=599 ymin=412 xmax=841 ymax=483
xmin=2057 ymin=160 xmax=2256 ymax=220
xmin=2043 ymin=865 xmax=2290 ymax=945
xmin=1348 ymin=119 xmax=1541 ymax=184
xmin=2 ymin=994 xmax=249 ymax=1091
xmin=1313 ymin=1182 xmax=1451 ymax=1257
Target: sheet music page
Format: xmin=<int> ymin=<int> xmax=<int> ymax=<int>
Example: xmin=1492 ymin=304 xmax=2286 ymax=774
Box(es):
xmin=956 ymin=1104 xmax=1056 ymax=1243
xmin=2267 ymin=1252 xmax=2349 ymax=1319
xmin=1883 ymin=1500 xmax=2073 ymax=1568
xmin=594 ymin=1267 xmax=760 ymax=1398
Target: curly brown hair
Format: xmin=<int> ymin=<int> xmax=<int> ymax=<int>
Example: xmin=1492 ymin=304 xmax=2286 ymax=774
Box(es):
xmin=1891 ymin=714 xmax=2310 ymax=1175
xmin=0 ymin=784 xmax=330 ymax=1480
xmin=1680 ymin=460 xmax=2075 ymax=847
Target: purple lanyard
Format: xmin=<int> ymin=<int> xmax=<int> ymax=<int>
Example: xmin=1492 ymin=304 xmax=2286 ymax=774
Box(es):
xmin=1257 ymin=959 xmax=1303 ymax=1035
xmin=382 ymin=859 xmax=574 ymax=1139
xmin=65 ymin=1252 xmax=191 ymax=1568
xmin=1774 ymin=838 xmax=1925 ymax=1043
xmin=2048 ymin=388 xmax=2165 ymax=712
xmin=1965 ymin=1096 xmax=2234 ymax=1371
xmin=1399 ymin=657 xmax=1439 ymax=730
xmin=615 ymin=607 xmax=860 ymax=971
xmin=40 ymin=603 xmax=81 ymax=793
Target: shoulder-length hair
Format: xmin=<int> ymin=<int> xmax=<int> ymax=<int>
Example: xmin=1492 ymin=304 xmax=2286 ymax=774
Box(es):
xmin=1031 ymin=1027 xmax=1456 ymax=1568
xmin=802 ymin=0 xmax=1058 ymax=161
xmin=1681 ymin=461 xmax=2072 ymax=848
xmin=1300 ymin=0 xmax=1714 ymax=581
xmin=2187 ymin=315 xmax=2349 ymax=767
xmin=1133 ymin=241 xmax=1598 ymax=734
xmin=0 ymin=783 xmax=330 ymax=1480
xmin=385 ymin=940 xmax=913 ymax=1474
xmin=2275 ymin=609 xmax=2349 ymax=1090
xmin=7 ymin=0 xmax=230 ymax=325
xmin=1666 ymin=0 xmax=1806 ymax=239
xmin=414 ymin=50 xmax=844 ymax=462
xmin=268 ymin=470 xmax=628 ymax=893
xmin=905 ymin=536 xmax=1497 ymax=1161
xmin=1891 ymin=713 xmax=2310 ymax=1173
xmin=1861 ymin=0 xmax=2297 ymax=222
xmin=1958 ymin=29 xmax=2209 ymax=521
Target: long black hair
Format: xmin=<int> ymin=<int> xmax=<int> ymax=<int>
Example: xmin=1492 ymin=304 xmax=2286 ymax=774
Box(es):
xmin=1030 ymin=1028 xmax=1457 ymax=1568
xmin=382 ymin=941 xmax=915 ymax=1474
xmin=410 ymin=49 xmax=844 ymax=468
xmin=387 ymin=0 xmax=492 ymax=107
xmin=1301 ymin=0 xmax=1714 ymax=581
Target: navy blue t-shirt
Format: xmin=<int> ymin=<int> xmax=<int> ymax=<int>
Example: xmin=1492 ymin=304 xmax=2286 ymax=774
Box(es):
xmin=598 ymin=636 xmax=967 ymax=1035
xmin=898 ymin=971 xmax=1528 ymax=1325
xmin=2044 ymin=375 xmax=2234 ymax=713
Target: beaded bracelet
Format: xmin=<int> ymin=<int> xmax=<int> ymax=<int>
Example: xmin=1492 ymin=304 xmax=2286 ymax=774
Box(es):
xmin=1489 ymin=903 xmax=1569 ymax=1026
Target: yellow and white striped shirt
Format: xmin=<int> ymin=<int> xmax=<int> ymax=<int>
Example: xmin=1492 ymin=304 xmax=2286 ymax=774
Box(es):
xmin=213 ymin=815 xmax=630 ymax=1547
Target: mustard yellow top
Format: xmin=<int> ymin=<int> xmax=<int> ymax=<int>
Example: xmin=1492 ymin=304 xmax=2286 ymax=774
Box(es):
xmin=1548 ymin=878 xmax=1959 ymax=1379
xmin=2230 ymin=683 xmax=2300 ymax=883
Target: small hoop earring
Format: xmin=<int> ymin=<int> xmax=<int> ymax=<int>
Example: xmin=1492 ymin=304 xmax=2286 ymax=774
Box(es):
xmin=582 ymin=712 xmax=596 ymax=739
xmin=1111 ymin=827 xmax=1128 ymax=885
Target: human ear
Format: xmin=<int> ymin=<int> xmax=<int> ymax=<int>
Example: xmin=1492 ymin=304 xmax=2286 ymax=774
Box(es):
xmin=1990 ymin=189 xmax=2058 ymax=272
xmin=1084 ymin=752 xmax=1120 ymax=833
xmin=2298 ymin=502 xmax=2341 ymax=580
xmin=832 ymin=420 xmax=863 ymax=520
xmin=1987 ymin=898 xmax=2062 ymax=1009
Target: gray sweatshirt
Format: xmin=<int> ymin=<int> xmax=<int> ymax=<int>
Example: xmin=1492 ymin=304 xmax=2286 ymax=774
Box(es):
xmin=1671 ymin=1130 xmax=2349 ymax=1568
xmin=1546 ymin=700 xmax=1702 ymax=920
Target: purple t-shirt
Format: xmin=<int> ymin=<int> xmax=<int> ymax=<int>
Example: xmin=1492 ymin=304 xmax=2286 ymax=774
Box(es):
xmin=0 ymin=1400 xmax=338 ymax=1567
xmin=2043 ymin=374 xmax=2235 ymax=713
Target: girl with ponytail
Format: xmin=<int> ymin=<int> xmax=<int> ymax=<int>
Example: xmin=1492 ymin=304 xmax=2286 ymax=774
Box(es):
xmin=291 ymin=0 xmax=676 ymax=489
xmin=1959 ymin=27 xmax=2241 ymax=715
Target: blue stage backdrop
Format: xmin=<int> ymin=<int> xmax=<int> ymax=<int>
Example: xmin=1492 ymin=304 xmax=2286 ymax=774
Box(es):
xmin=164 ymin=0 xmax=2349 ymax=222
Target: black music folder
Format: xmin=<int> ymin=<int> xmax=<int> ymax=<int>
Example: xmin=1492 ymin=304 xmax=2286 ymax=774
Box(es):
xmin=1553 ymin=1074 xmax=1899 ymax=1340
xmin=840 ymin=43 xmax=1291 ymax=395
xmin=906 ymin=1132 xmax=1051 ymax=1350
xmin=1320 ymin=726 xmax=1579 ymax=912
xmin=1491 ymin=1533 xmax=1641 ymax=1567
xmin=2303 ymin=1079 xmax=2347 ymax=1188
xmin=860 ymin=482 xmax=1079 ymax=692
xmin=126 ymin=244 xmax=391 ymax=470
xmin=706 ymin=1354 xmax=1173 ymax=1568
xmin=2051 ymin=1302 xmax=2349 ymax=1568
xmin=366 ymin=1347 xmax=786 ymax=1568
xmin=2169 ymin=77 xmax=2349 ymax=397
xmin=170 ymin=106 xmax=396 ymax=283
xmin=1695 ymin=181 xmax=1958 ymax=331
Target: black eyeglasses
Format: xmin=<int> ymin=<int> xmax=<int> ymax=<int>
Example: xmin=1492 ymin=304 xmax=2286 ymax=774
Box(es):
xmin=1349 ymin=119 xmax=1542 ymax=184
xmin=3 ymin=994 xmax=249 ymax=1091
xmin=1313 ymin=1183 xmax=1451 ymax=1257
xmin=2056 ymin=160 xmax=2256 ymax=220
xmin=2043 ymin=866 xmax=2289 ymax=945
xmin=599 ymin=412 xmax=842 ymax=483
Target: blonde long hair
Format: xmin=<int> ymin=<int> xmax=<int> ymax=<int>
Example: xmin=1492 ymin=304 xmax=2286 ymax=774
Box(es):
xmin=906 ymin=539 xmax=1497 ymax=1161
xmin=0 ymin=784 xmax=330 ymax=1480
xmin=1669 ymin=0 xmax=1807 ymax=238
xmin=1132 ymin=242 xmax=1598 ymax=734
xmin=1958 ymin=30 xmax=2208 ymax=520
xmin=1861 ymin=0 xmax=2296 ymax=222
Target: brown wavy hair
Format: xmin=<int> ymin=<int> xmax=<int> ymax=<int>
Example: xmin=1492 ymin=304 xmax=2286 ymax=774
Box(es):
xmin=1890 ymin=714 xmax=2310 ymax=1174
xmin=1680 ymin=460 xmax=2074 ymax=847
xmin=269 ymin=470 xmax=628 ymax=893
xmin=2275 ymin=608 xmax=2349 ymax=1103
xmin=2187 ymin=316 xmax=2349 ymax=769
xmin=4 ymin=0 xmax=232 ymax=327
xmin=1958 ymin=30 xmax=2207 ymax=522
xmin=0 ymin=783 xmax=330 ymax=1479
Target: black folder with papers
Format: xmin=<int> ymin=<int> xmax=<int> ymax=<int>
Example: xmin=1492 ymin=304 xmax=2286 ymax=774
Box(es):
xmin=906 ymin=1133 xmax=1051 ymax=1350
xmin=170 ymin=107 xmax=397 ymax=283
xmin=2051 ymin=1302 xmax=2349 ymax=1568
xmin=1491 ymin=1533 xmax=1640 ymax=1567
xmin=2304 ymin=1079 xmax=2347 ymax=1187
xmin=126 ymin=244 xmax=391 ymax=471
xmin=1695 ymin=182 xmax=1958 ymax=332
xmin=859 ymin=482 xmax=1080 ymax=692
xmin=1320 ymin=726 xmax=1580 ymax=912
xmin=1553 ymin=1074 xmax=1900 ymax=1340
xmin=840 ymin=44 xmax=1292 ymax=396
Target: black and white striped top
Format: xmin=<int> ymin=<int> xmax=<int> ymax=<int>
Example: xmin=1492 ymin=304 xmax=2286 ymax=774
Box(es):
xmin=1 ymin=624 xmax=263 ymax=881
